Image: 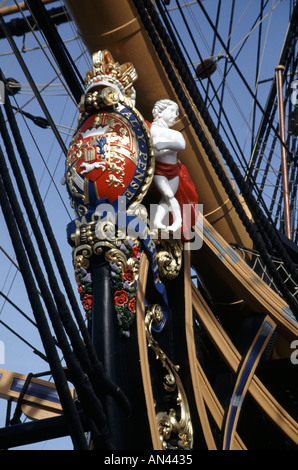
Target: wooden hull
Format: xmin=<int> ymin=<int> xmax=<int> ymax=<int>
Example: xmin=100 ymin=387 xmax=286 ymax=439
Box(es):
xmin=134 ymin=219 xmax=298 ymax=449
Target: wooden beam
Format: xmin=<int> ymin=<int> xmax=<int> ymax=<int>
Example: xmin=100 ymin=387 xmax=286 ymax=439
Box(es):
xmin=0 ymin=368 xmax=75 ymax=420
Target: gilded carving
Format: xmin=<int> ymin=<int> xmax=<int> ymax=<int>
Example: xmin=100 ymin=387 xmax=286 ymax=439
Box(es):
xmin=145 ymin=305 xmax=193 ymax=449
xmin=154 ymin=238 xmax=183 ymax=280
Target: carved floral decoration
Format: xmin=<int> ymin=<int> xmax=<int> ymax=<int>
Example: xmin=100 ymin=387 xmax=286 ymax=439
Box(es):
xmin=110 ymin=239 xmax=141 ymax=337
xmin=76 ymin=239 xmax=141 ymax=337
xmin=77 ymin=267 xmax=93 ymax=318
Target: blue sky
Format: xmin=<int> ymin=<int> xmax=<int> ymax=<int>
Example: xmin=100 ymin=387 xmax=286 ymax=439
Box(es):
xmin=0 ymin=0 xmax=293 ymax=450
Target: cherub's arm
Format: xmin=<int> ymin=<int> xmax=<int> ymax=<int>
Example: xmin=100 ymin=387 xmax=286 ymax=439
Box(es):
xmin=154 ymin=140 xmax=185 ymax=151
xmin=151 ymin=128 xmax=186 ymax=152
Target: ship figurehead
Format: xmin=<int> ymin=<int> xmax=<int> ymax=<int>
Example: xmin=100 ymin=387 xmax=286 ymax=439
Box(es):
xmin=65 ymin=49 xmax=154 ymax=221
xmin=65 ymin=51 xmax=193 ymax=451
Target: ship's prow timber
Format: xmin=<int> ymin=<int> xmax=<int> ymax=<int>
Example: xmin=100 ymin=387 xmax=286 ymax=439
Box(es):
xmin=61 ymin=0 xmax=298 ymax=451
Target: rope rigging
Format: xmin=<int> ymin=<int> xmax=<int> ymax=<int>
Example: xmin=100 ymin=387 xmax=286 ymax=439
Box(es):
xmin=0 ymin=317 xmax=47 ymax=362
xmin=0 ymin=3 xmax=90 ymax=225
xmin=0 ymin=0 xmax=296 ymax=450
xmin=158 ymin=0 xmax=285 ymax=230
xmin=0 ymin=5 xmax=131 ymax=444
xmin=156 ymin=0 xmax=250 ymax=173
xmin=0 ymin=4 xmax=69 ymax=40
xmin=247 ymin=25 xmax=298 ymax=239
xmin=162 ymin=0 xmax=298 ymax=241
xmin=0 ymin=146 xmax=88 ymax=449
xmin=0 ymin=78 xmax=131 ymax=449
xmin=133 ymin=0 xmax=298 ymax=317
xmin=22 ymin=0 xmax=84 ymax=104
xmin=163 ymin=0 xmax=298 ymax=242
xmin=0 ymin=11 xmax=68 ymax=155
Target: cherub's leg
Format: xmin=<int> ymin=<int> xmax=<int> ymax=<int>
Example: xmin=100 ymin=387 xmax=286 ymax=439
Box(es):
xmin=153 ymin=200 xmax=168 ymax=229
xmin=153 ymin=175 xmax=182 ymax=231
xmin=167 ymin=176 xmax=182 ymax=232
xmin=168 ymin=196 xmax=182 ymax=232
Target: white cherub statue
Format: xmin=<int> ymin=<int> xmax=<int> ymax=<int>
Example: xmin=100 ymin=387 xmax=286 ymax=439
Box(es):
xmin=150 ymin=99 xmax=186 ymax=232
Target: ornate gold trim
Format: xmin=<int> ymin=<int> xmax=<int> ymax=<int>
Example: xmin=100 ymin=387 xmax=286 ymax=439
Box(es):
xmin=154 ymin=238 xmax=183 ymax=280
xmin=145 ymin=304 xmax=193 ymax=449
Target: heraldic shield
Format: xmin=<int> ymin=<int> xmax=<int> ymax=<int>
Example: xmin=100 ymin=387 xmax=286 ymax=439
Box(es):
xmin=65 ymin=100 xmax=154 ymax=214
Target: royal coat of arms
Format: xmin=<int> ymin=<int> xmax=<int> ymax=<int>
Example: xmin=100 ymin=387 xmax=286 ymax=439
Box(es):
xmin=65 ymin=50 xmax=154 ymax=217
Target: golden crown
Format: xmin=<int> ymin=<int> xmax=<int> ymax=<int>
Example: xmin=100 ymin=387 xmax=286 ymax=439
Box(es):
xmin=84 ymin=50 xmax=138 ymax=99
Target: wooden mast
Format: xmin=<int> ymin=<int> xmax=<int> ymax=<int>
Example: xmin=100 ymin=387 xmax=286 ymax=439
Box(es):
xmin=275 ymin=65 xmax=292 ymax=240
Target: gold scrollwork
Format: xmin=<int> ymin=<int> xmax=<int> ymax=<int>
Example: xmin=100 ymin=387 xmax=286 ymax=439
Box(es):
xmin=154 ymin=239 xmax=183 ymax=280
xmin=145 ymin=305 xmax=193 ymax=449
xmin=105 ymin=247 xmax=128 ymax=273
xmin=83 ymin=87 xmax=121 ymax=113
xmin=72 ymin=227 xmax=141 ymax=280
xmin=73 ymin=244 xmax=93 ymax=280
